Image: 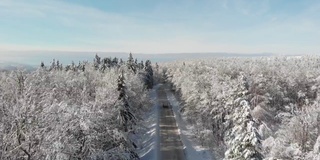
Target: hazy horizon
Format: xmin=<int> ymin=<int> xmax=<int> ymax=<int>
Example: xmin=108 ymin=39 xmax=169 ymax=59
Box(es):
xmin=0 ymin=51 xmax=279 ymax=66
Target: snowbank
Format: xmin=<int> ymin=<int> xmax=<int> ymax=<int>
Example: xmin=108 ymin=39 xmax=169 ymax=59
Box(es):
xmin=136 ymin=84 xmax=162 ymax=160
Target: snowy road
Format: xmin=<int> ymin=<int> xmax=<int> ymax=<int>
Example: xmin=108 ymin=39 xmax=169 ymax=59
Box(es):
xmin=139 ymin=84 xmax=212 ymax=160
xmin=158 ymin=86 xmax=186 ymax=160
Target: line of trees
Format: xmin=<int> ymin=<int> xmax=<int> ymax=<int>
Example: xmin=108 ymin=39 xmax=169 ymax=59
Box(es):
xmin=0 ymin=53 xmax=154 ymax=159
xmin=162 ymin=56 xmax=320 ymax=160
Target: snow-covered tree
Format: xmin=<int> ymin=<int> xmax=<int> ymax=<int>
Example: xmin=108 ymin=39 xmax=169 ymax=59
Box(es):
xmin=117 ymin=71 xmax=136 ymax=132
xmin=0 ymin=54 xmax=151 ymax=159
xmin=127 ymin=53 xmax=136 ymax=74
xmin=224 ymin=100 xmax=263 ymax=160
xmin=144 ymin=60 xmax=153 ymax=89
xmin=161 ymin=56 xmax=320 ymax=159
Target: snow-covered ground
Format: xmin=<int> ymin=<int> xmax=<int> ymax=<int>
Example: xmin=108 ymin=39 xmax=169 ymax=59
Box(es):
xmin=166 ymin=90 xmax=214 ymax=160
xmin=136 ymin=84 xmax=161 ymax=160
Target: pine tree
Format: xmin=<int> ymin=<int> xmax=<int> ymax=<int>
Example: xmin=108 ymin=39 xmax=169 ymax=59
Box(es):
xmin=119 ymin=58 xmax=124 ymax=65
xmin=140 ymin=60 xmax=144 ymax=70
xmin=112 ymin=57 xmax=118 ymax=66
xmin=127 ymin=53 xmax=136 ymax=73
xmin=93 ymin=54 xmax=101 ymax=70
xmin=71 ymin=61 xmax=76 ymax=71
xmin=40 ymin=62 xmax=45 ymax=68
xmin=56 ymin=60 xmax=60 ymax=70
xmin=95 ymin=53 xmax=101 ymax=64
xmin=117 ymin=71 xmax=136 ymax=132
xmin=224 ymin=100 xmax=263 ymax=160
xmin=49 ymin=59 xmax=56 ymax=71
xmin=224 ymin=74 xmax=263 ymax=160
xmin=103 ymin=57 xmax=112 ymax=67
xmin=144 ymin=60 xmax=153 ymax=89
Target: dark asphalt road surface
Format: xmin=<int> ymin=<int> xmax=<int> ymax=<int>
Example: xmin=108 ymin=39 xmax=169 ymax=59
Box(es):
xmin=157 ymin=86 xmax=186 ymax=160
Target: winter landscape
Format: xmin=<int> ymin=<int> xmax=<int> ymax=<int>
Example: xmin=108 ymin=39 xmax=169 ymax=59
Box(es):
xmin=2 ymin=54 xmax=320 ymax=160
xmin=1 ymin=0 xmax=320 ymax=160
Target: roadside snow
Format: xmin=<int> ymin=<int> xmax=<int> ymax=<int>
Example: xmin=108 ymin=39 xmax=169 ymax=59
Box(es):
xmin=136 ymin=84 xmax=161 ymax=160
xmin=166 ymin=89 xmax=214 ymax=160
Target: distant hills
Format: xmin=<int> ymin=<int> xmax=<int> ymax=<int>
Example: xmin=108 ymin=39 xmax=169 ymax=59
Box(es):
xmin=134 ymin=52 xmax=275 ymax=62
xmin=0 ymin=61 xmax=36 ymax=72
xmin=0 ymin=51 xmax=278 ymax=71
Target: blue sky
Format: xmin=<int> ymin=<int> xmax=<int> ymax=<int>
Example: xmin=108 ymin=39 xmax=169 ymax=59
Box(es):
xmin=0 ymin=0 xmax=319 ymax=55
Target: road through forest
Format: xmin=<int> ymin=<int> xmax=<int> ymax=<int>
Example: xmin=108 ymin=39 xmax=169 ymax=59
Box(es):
xmin=157 ymin=85 xmax=186 ymax=160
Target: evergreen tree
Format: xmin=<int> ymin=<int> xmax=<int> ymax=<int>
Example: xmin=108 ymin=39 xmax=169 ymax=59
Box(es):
xmin=224 ymin=74 xmax=263 ymax=160
xmin=49 ymin=59 xmax=56 ymax=71
xmin=81 ymin=64 xmax=85 ymax=72
xmin=56 ymin=60 xmax=60 ymax=70
xmin=112 ymin=57 xmax=118 ymax=66
xmin=103 ymin=57 xmax=112 ymax=68
xmin=59 ymin=63 xmax=63 ymax=71
xmin=144 ymin=60 xmax=153 ymax=89
xmin=224 ymin=100 xmax=263 ymax=160
xmin=119 ymin=58 xmax=124 ymax=65
xmin=100 ymin=63 xmax=107 ymax=72
xmin=65 ymin=65 xmax=71 ymax=71
xmin=71 ymin=61 xmax=76 ymax=71
xmin=140 ymin=60 xmax=144 ymax=70
xmin=40 ymin=62 xmax=45 ymax=68
xmin=77 ymin=61 xmax=82 ymax=70
xmin=93 ymin=54 xmax=101 ymax=70
xmin=117 ymin=71 xmax=135 ymax=132
xmin=127 ymin=53 xmax=136 ymax=73
xmin=95 ymin=53 xmax=101 ymax=64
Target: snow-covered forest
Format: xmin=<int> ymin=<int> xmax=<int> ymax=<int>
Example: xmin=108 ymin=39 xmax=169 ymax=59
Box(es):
xmin=2 ymin=55 xmax=320 ymax=160
xmin=0 ymin=53 xmax=154 ymax=159
xmin=163 ymin=56 xmax=320 ymax=160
